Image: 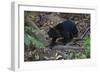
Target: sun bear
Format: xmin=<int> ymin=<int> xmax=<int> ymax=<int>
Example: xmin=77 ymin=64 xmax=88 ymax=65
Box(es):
xmin=47 ymin=20 xmax=78 ymax=48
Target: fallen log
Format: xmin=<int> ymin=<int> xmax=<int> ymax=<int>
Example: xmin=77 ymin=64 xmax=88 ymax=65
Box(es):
xmin=52 ymin=45 xmax=83 ymax=50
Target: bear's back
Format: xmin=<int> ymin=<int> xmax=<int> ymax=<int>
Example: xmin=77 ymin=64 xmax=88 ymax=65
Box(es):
xmin=62 ymin=20 xmax=75 ymax=32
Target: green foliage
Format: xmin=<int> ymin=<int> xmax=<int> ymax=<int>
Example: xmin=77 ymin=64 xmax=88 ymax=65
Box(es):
xmin=83 ymin=36 xmax=90 ymax=58
xmin=75 ymin=36 xmax=90 ymax=59
xmin=66 ymin=36 xmax=91 ymax=59
xmin=24 ymin=32 xmax=30 ymax=46
xmin=24 ymin=25 xmax=46 ymax=49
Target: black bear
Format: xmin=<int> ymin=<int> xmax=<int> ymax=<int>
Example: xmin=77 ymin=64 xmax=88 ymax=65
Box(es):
xmin=48 ymin=20 xmax=78 ymax=47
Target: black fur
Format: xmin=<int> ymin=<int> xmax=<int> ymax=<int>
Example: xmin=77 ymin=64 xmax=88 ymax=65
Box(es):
xmin=48 ymin=20 xmax=78 ymax=47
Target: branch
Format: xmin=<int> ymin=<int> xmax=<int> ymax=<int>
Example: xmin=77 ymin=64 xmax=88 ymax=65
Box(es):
xmin=80 ymin=27 xmax=90 ymax=39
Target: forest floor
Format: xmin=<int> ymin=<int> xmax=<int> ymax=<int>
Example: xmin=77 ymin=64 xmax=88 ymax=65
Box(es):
xmin=24 ymin=11 xmax=90 ymax=61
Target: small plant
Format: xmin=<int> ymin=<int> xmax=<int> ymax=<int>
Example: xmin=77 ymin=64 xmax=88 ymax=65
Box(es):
xmin=83 ymin=35 xmax=90 ymax=58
